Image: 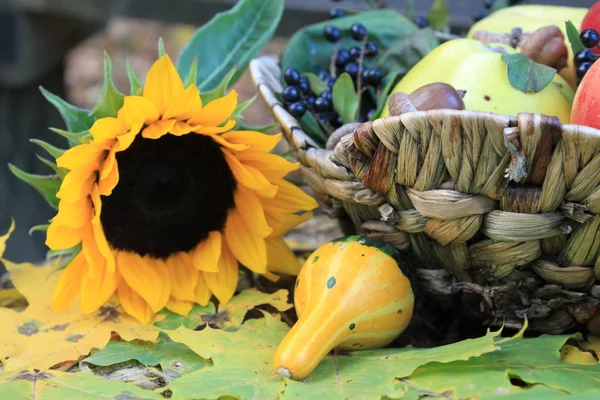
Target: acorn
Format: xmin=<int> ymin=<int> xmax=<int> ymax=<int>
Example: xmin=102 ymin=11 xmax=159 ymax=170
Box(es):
xmin=388 ymin=82 xmax=466 ymax=116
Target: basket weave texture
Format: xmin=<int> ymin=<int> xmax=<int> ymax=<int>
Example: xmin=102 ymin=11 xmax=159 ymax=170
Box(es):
xmin=250 ymin=55 xmax=600 ymax=335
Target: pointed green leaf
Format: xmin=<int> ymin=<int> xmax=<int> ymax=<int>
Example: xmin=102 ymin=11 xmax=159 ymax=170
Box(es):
xmin=199 ymin=67 xmax=237 ymax=104
xmin=303 ymin=72 xmax=328 ymax=96
xmin=502 ymin=53 xmax=557 ymax=93
xmin=158 ymin=37 xmax=166 ymax=57
xmin=90 ymin=51 xmax=125 ymax=119
xmin=8 ymin=164 xmax=60 ymax=209
xmin=428 ymin=0 xmax=450 ymax=32
xmin=231 ymin=95 xmax=256 ymax=120
xmin=29 ymin=224 xmax=49 ymax=235
xmin=49 ymin=127 xmax=89 ymax=145
xmin=298 ymin=111 xmax=328 ymax=144
xmin=29 ymin=139 xmax=66 ymax=160
xmin=39 ymin=87 xmax=94 ymax=132
xmin=235 ymin=120 xmax=280 ymax=133
xmin=35 ymin=155 xmax=67 ymax=179
xmin=566 ymin=20 xmax=585 ymax=55
xmin=332 ymin=72 xmax=358 ymax=124
xmin=177 ymin=0 xmax=284 ymax=91
xmin=183 ymin=56 xmax=199 ymax=89
xmin=126 ymin=61 xmax=142 ymax=95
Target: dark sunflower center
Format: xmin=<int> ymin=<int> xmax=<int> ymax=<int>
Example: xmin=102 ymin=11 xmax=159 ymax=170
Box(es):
xmin=100 ymin=133 xmax=237 ymax=259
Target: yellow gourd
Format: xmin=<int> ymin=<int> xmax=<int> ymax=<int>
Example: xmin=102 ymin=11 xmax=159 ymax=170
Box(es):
xmin=273 ymin=236 xmax=415 ymax=380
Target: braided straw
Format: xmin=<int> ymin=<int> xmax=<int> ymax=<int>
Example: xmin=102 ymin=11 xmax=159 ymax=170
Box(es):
xmin=250 ymin=55 xmax=600 ymax=335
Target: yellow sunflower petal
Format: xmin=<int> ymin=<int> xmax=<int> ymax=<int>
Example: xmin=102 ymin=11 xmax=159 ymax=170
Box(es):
xmin=166 ymin=252 xmax=199 ymax=302
xmin=81 ymin=225 xmax=107 ymax=278
xmin=91 ymin=185 xmax=116 ymax=272
xmin=80 ymin=261 xmax=121 ymax=314
xmin=207 ymin=133 xmax=249 ymax=151
xmin=142 ymin=119 xmax=176 ymax=140
xmin=194 ymin=272 xmax=212 ymax=306
xmin=52 ymin=196 xmax=92 ymax=230
xmin=266 ymin=237 xmax=302 ymax=276
xmin=46 ymin=224 xmax=81 ymax=250
xmin=51 ymin=252 xmax=88 ymax=310
xmin=193 ymin=119 xmax=236 ymax=135
xmin=117 ymin=251 xmax=171 ymax=313
xmin=90 ymin=117 xmax=126 ymax=143
xmin=262 ymin=179 xmax=319 ymax=211
xmin=191 ymin=231 xmax=221 ymax=272
xmin=224 ymin=151 xmax=277 ymax=197
xmin=234 ymin=186 xmax=272 ymax=238
xmin=221 ymin=131 xmax=282 ymax=153
xmin=170 ymin=121 xmax=194 ymax=136
xmin=56 ymin=168 xmax=97 ymax=203
xmin=262 ymin=271 xmax=281 ymax=282
xmin=266 ymin=210 xmax=313 ymax=238
xmin=117 ymin=96 xmax=160 ymax=128
xmin=57 ymin=143 xmax=106 ymax=171
xmin=163 ymin=84 xmax=203 ymax=121
xmin=189 ymin=90 xmax=237 ymax=127
xmin=98 ymin=150 xmax=119 ymax=196
xmin=118 ymin=281 xmax=154 ymax=324
xmin=116 ymin=123 xmax=142 ymax=152
xmin=165 ymin=297 xmax=195 ymax=316
xmin=203 ymin=244 xmax=238 ymax=305
xmin=224 ymin=208 xmax=267 ymax=273
xmin=236 ymin=153 xmax=299 ymax=180
xmin=143 ymin=54 xmax=185 ymax=116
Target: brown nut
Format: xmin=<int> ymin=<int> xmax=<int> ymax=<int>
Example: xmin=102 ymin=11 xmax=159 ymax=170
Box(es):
xmin=409 ymin=82 xmax=466 ymax=112
xmin=520 ymin=25 xmax=568 ymax=71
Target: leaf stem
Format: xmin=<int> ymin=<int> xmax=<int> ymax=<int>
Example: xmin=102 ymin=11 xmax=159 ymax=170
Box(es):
xmin=311 ymin=110 xmax=333 ymax=136
xmin=355 ymin=37 xmax=368 ymax=121
xmin=330 ymin=44 xmax=339 ymax=79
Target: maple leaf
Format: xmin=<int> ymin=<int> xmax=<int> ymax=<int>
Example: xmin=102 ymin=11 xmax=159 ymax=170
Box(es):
xmin=0 ymin=369 xmax=163 ymax=399
xmin=155 ymin=287 xmax=292 ymax=331
xmin=162 ymin=313 xmax=501 ymax=400
xmin=0 ymin=222 xmax=159 ymax=371
xmin=401 ymin=333 xmax=600 ymax=398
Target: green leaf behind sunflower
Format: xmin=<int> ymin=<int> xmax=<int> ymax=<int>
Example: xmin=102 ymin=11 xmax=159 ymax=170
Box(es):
xmin=177 ymin=0 xmax=284 ymax=91
xmin=90 ymin=52 xmax=125 ymax=119
xmin=39 ymin=88 xmax=95 ymax=135
xmin=8 ymin=165 xmax=61 ymax=209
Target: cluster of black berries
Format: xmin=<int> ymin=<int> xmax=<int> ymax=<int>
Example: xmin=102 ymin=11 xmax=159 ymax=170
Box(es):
xmin=575 ymin=29 xmax=600 ymax=80
xmin=281 ymin=68 xmax=344 ymax=128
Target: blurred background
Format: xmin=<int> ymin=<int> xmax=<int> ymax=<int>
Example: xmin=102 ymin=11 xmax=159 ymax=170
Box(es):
xmin=0 ymin=0 xmax=595 ymax=263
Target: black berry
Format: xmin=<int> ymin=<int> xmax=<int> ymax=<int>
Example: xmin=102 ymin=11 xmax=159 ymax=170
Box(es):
xmin=282 ymin=86 xmax=300 ymax=102
xmin=317 ymin=114 xmax=329 ymax=126
xmin=335 ymin=48 xmax=351 ymax=67
xmin=318 ymin=70 xmax=330 ymax=81
xmin=364 ymin=41 xmax=378 ymax=58
xmin=327 ymin=78 xmax=336 ymax=88
xmin=483 ymin=0 xmax=495 ymax=10
xmin=344 ymin=62 xmax=359 ymax=79
xmin=321 ymin=90 xmax=332 ymax=102
xmin=324 ymin=25 xmax=342 ymax=43
xmin=577 ymin=61 xmax=594 ymax=80
xmin=575 ymin=49 xmax=597 ymax=66
xmin=350 ymin=23 xmax=367 ymax=41
xmin=299 ymin=75 xmax=311 ymax=94
xmin=349 ymin=46 xmax=362 ymax=60
xmin=307 ymin=95 xmax=316 ymax=108
xmin=414 ymin=16 xmax=429 ymax=29
xmin=288 ymin=102 xmax=307 ymax=118
xmin=328 ymin=7 xmax=345 ymax=19
xmin=362 ymin=68 xmax=382 ymax=86
xmin=473 ymin=10 xmax=488 ymax=22
xmin=334 ymin=116 xmax=343 ymax=126
xmin=284 ymin=68 xmax=300 ymax=85
xmin=314 ymin=97 xmax=331 ymax=112
xmin=580 ymin=29 xmax=600 ymax=49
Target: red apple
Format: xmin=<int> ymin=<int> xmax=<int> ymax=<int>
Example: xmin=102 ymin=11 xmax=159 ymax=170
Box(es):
xmin=582 ymin=1 xmax=600 ymax=54
xmin=571 ymin=59 xmax=600 ymax=129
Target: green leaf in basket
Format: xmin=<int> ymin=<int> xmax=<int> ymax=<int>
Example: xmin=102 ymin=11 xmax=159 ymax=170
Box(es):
xmin=566 ymin=20 xmax=585 ymax=56
xmin=303 ymin=72 xmax=329 ymax=96
xmin=490 ymin=0 xmax=510 ymax=12
xmin=177 ymin=0 xmax=284 ymax=92
xmin=332 ymin=73 xmax=359 ymax=124
xmin=281 ymin=10 xmax=438 ymax=78
xmin=501 ymin=53 xmax=557 ymax=94
xmin=374 ymin=27 xmax=438 ymax=78
xmin=298 ymin=112 xmax=328 ymax=145
xmin=371 ymin=70 xmax=402 ymax=120
xmin=427 ymin=0 xmax=450 ymax=32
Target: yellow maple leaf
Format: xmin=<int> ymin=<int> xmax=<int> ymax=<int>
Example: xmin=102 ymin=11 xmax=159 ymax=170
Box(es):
xmin=0 ymin=221 xmax=159 ymax=371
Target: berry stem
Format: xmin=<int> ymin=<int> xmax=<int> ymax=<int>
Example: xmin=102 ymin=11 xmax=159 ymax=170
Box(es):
xmin=330 ymin=44 xmax=339 ymax=79
xmin=355 ymin=36 xmax=368 ymax=121
xmin=310 ymin=110 xmax=333 ymax=136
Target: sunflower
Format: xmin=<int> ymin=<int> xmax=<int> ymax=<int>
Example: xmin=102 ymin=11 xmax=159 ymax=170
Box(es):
xmin=46 ymin=54 xmax=318 ymax=324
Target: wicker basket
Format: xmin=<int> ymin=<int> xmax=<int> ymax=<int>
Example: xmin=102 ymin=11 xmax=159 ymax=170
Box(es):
xmin=250 ymin=55 xmax=600 ymax=336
